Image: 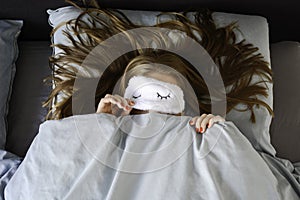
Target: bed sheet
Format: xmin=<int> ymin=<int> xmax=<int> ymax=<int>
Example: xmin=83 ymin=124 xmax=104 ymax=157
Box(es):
xmin=3 ymin=113 xmax=300 ymax=199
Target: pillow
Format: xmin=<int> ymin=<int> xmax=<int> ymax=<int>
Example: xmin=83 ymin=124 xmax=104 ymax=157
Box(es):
xmin=0 ymin=20 xmax=23 ymax=149
xmin=47 ymin=6 xmax=274 ymax=154
xmin=6 ymin=41 xmax=52 ymax=157
xmin=47 ymin=6 xmax=270 ymax=62
xmin=270 ymin=41 xmax=300 ymax=163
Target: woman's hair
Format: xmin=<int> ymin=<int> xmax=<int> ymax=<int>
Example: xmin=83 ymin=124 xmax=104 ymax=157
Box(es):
xmin=43 ymin=0 xmax=273 ymax=122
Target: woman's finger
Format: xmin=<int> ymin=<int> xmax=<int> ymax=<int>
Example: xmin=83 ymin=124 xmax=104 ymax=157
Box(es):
xmin=126 ymin=98 xmax=135 ymax=106
xmin=207 ymin=115 xmax=225 ymax=128
xmin=122 ymin=99 xmax=135 ymax=115
xmin=97 ymin=94 xmax=125 ymax=113
xmin=96 ymin=95 xmax=114 ymax=113
xmin=120 ymin=104 xmax=133 ymax=116
xmin=115 ymin=95 xmax=135 ymax=111
xmin=189 ymin=116 xmax=198 ymax=126
xmin=105 ymin=96 xmax=122 ymax=108
xmin=194 ymin=114 xmax=208 ymax=133
xmin=114 ymin=95 xmax=128 ymax=110
xmin=190 ymin=114 xmax=226 ymax=133
xmin=199 ymin=114 xmax=214 ymax=133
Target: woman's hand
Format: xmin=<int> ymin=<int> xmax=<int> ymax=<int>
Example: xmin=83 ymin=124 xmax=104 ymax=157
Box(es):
xmin=96 ymin=94 xmax=135 ymax=116
xmin=189 ymin=114 xmax=225 ymax=133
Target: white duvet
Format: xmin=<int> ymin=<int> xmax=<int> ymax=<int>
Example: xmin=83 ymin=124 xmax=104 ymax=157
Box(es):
xmin=5 ymin=113 xmax=300 ymax=199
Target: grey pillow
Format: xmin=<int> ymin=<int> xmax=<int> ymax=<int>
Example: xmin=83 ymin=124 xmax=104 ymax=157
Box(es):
xmin=0 ymin=20 xmax=23 ymax=149
xmin=6 ymin=41 xmax=52 ymax=157
xmin=270 ymin=41 xmax=300 ymax=163
xmin=48 ymin=6 xmax=274 ymax=155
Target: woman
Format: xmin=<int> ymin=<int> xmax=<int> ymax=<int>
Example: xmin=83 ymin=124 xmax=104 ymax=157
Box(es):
xmin=96 ymin=54 xmax=225 ymax=133
xmin=44 ymin=1 xmax=273 ymax=126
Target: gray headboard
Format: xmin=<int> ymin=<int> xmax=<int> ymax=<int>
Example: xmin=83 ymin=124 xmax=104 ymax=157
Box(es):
xmin=0 ymin=0 xmax=299 ymax=42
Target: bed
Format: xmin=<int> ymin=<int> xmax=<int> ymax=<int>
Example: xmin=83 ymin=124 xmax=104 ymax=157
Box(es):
xmin=0 ymin=0 xmax=299 ymax=199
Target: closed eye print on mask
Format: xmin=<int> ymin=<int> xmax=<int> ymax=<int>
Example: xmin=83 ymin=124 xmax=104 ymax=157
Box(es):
xmin=157 ymin=92 xmax=171 ymax=100
xmin=132 ymin=94 xmax=141 ymax=99
xmin=132 ymin=92 xmax=171 ymax=100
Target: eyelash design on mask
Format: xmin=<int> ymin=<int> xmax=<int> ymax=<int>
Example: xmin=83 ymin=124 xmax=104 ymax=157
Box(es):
xmin=132 ymin=94 xmax=141 ymax=99
xmin=157 ymin=92 xmax=171 ymax=100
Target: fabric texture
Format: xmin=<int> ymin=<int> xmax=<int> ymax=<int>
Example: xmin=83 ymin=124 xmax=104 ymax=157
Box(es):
xmin=47 ymin=6 xmax=274 ymax=155
xmin=4 ymin=113 xmax=300 ymax=199
xmin=0 ymin=20 xmax=23 ymax=149
xmin=270 ymin=41 xmax=300 ymax=162
xmin=0 ymin=150 xmax=21 ymax=200
xmin=6 ymin=41 xmax=52 ymax=157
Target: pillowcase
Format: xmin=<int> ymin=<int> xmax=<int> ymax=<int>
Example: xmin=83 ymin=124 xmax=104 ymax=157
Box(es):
xmin=47 ymin=6 xmax=270 ymax=63
xmin=6 ymin=41 xmax=52 ymax=157
xmin=47 ymin=6 xmax=274 ymax=154
xmin=270 ymin=41 xmax=300 ymax=162
xmin=0 ymin=20 xmax=23 ymax=149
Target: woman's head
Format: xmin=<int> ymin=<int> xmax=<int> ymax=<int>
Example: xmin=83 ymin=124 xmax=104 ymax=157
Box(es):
xmin=119 ymin=53 xmax=187 ymax=93
xmin=115 ymin=51 xmax=200 ymax=116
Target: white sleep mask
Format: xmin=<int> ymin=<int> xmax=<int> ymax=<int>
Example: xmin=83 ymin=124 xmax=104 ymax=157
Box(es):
xmin=124 ymin=76 xmax=185 ymax=114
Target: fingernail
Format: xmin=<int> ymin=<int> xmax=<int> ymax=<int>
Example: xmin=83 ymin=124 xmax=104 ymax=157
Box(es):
xmin=189 ymin=120 xmax=193 ymax=124
xmin=129 ymin=101 xmax=135 ymax=105
xmin=200 ymin=127 xmax=203 ymax=133
xmin=126 ymin=106 xmax=130 ymax=110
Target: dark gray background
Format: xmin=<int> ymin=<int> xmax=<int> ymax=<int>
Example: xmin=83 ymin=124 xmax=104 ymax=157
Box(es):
xmin=0 ymin=0 xmax=299 ymax=42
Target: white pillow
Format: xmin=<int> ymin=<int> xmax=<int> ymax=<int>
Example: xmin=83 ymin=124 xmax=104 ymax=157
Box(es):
xmin=48 ymin=6 xmax=270 ymax=63
xmin=47 ymin=6 xmax=275 ymax=155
